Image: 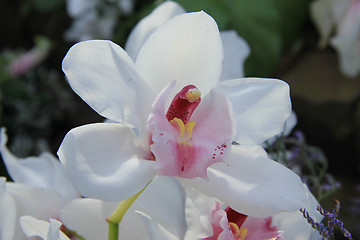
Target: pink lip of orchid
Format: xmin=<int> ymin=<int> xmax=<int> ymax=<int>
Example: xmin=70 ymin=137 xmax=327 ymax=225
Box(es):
xmin=205 ymin=204 xmax=283 ymax=240
xmin=148 ymin=81 xmax=233 ymax=179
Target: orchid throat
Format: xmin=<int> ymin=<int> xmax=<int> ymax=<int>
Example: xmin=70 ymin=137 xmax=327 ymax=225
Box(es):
xmin=148 ymin=83 xmax=232 ymax=179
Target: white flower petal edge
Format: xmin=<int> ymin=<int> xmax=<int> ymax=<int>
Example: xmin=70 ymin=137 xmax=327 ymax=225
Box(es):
xmin=62 ymin=40 xmax=155 ymax=128
xmin=220 ymin=30 xmax=250 ymax=80
xmin=218 ymin=77 xmax=291 ymax=145
xmin=57 ymin=122 xmax=156 ymax=201
xmin=263 ymin=111 xmax=297 ymax=147
xmin=272 ymin=184 xmax=324 ymax=240
xmin=125 ymin=1 xmax=186 ymax=60
xmin=136 ymin=11 xmax=223 ymax=97
xmin=0 ymin=128 xmax=79 ymax=203
xmin=20 ymin=216 xmax=70 ymax=240
xmin=184 ymin=145 xmax=307 ymax=217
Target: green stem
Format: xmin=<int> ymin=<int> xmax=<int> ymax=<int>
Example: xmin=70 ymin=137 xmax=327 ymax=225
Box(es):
xmin=108 ymin=222 xmax=119 ymax=240
xmin=107 ymin=181 xmax=152 ymax=240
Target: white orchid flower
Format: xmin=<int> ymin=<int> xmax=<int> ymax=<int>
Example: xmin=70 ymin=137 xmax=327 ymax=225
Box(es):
xmin=176 ymin=185 xmax=322 ymax=240
xmin=58 ymin=3 xmax=307 ymax=217
xmin=20 ymin=216 xmax=70 ymax=240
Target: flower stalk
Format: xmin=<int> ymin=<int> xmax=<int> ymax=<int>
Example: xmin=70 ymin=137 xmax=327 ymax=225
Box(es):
xmin=107 ymin=181 xmax=152 ymax=240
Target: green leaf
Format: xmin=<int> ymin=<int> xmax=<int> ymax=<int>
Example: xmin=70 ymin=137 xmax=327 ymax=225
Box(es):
xmin=226 ymin=0 xmax=282 ymax=77
xmin=273 ymin=0 xmax=311 ymax=51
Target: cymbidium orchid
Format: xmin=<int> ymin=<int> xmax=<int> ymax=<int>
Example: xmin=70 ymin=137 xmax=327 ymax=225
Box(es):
xmin=174 ymin=185 xmax=323 ymax=240
xmin=58 ymin=3 xmax=307 ymax=217
xmin=0 ymin=128 xmax=80 ymax=240
xmin=311 ymin=0 xmax=360 ymax=77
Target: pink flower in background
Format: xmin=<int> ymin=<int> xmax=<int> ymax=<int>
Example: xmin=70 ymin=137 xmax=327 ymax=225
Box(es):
xmin=8 ymin=37 xmax=51 ymax=77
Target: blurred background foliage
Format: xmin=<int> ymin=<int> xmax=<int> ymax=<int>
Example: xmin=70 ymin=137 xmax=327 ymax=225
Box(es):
xmin=0 ymin=0 xmax=359 ymax=238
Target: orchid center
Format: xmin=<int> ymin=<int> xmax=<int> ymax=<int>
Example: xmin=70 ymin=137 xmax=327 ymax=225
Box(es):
xmin=148 ymin=82 xmax=233 ymax=179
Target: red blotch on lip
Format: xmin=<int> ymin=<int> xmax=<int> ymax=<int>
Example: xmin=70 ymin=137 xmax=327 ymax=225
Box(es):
xmin=225 ymin=207 xmax=248 ymax=228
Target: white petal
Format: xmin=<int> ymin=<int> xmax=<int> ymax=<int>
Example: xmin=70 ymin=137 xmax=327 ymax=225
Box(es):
xmin=0 ymin=128 xmax=79 ymax=203
xmin=183 ymin=187 xmax=214 ymax=240
xmin=0 ymin=178 xmax=17 ymax=240
xmin=57 ymin=123 xmax=156 ymax=201
xmin=62 ymin=40 xmax=155 ymax=128
xmin=137 ymin=211 xmax=179 ymax=240
xmin=136 ymin=11 xmax=223 ymax=97
xmin=263 ymin=111 xmax=297 ymax=146
xmin=20 ymin=216 xmax=70 ymax=240
xmin=3 ymin=182 xmax=65 ymax=240
xmin=218 ymin=77 xmax=291 ymax=145
xmin=6 ymin=183 xmax=65 ymax=220
xmin=220 ymin=30 xmax=250 ymax=80
xmin=20 ymin=216 xmax=49 ymax=239
xmin=135 ymin=176 xmax=187 ymax=239
xmin=272 ymin=184 xmax=323 ymax=240
xmin=125 ymin=1 xmax=185 ymax=60
xmin=60 ymin=198 xmax=116 ymax=240
xmin=187 ymin=145 xmax=307 ymax=217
